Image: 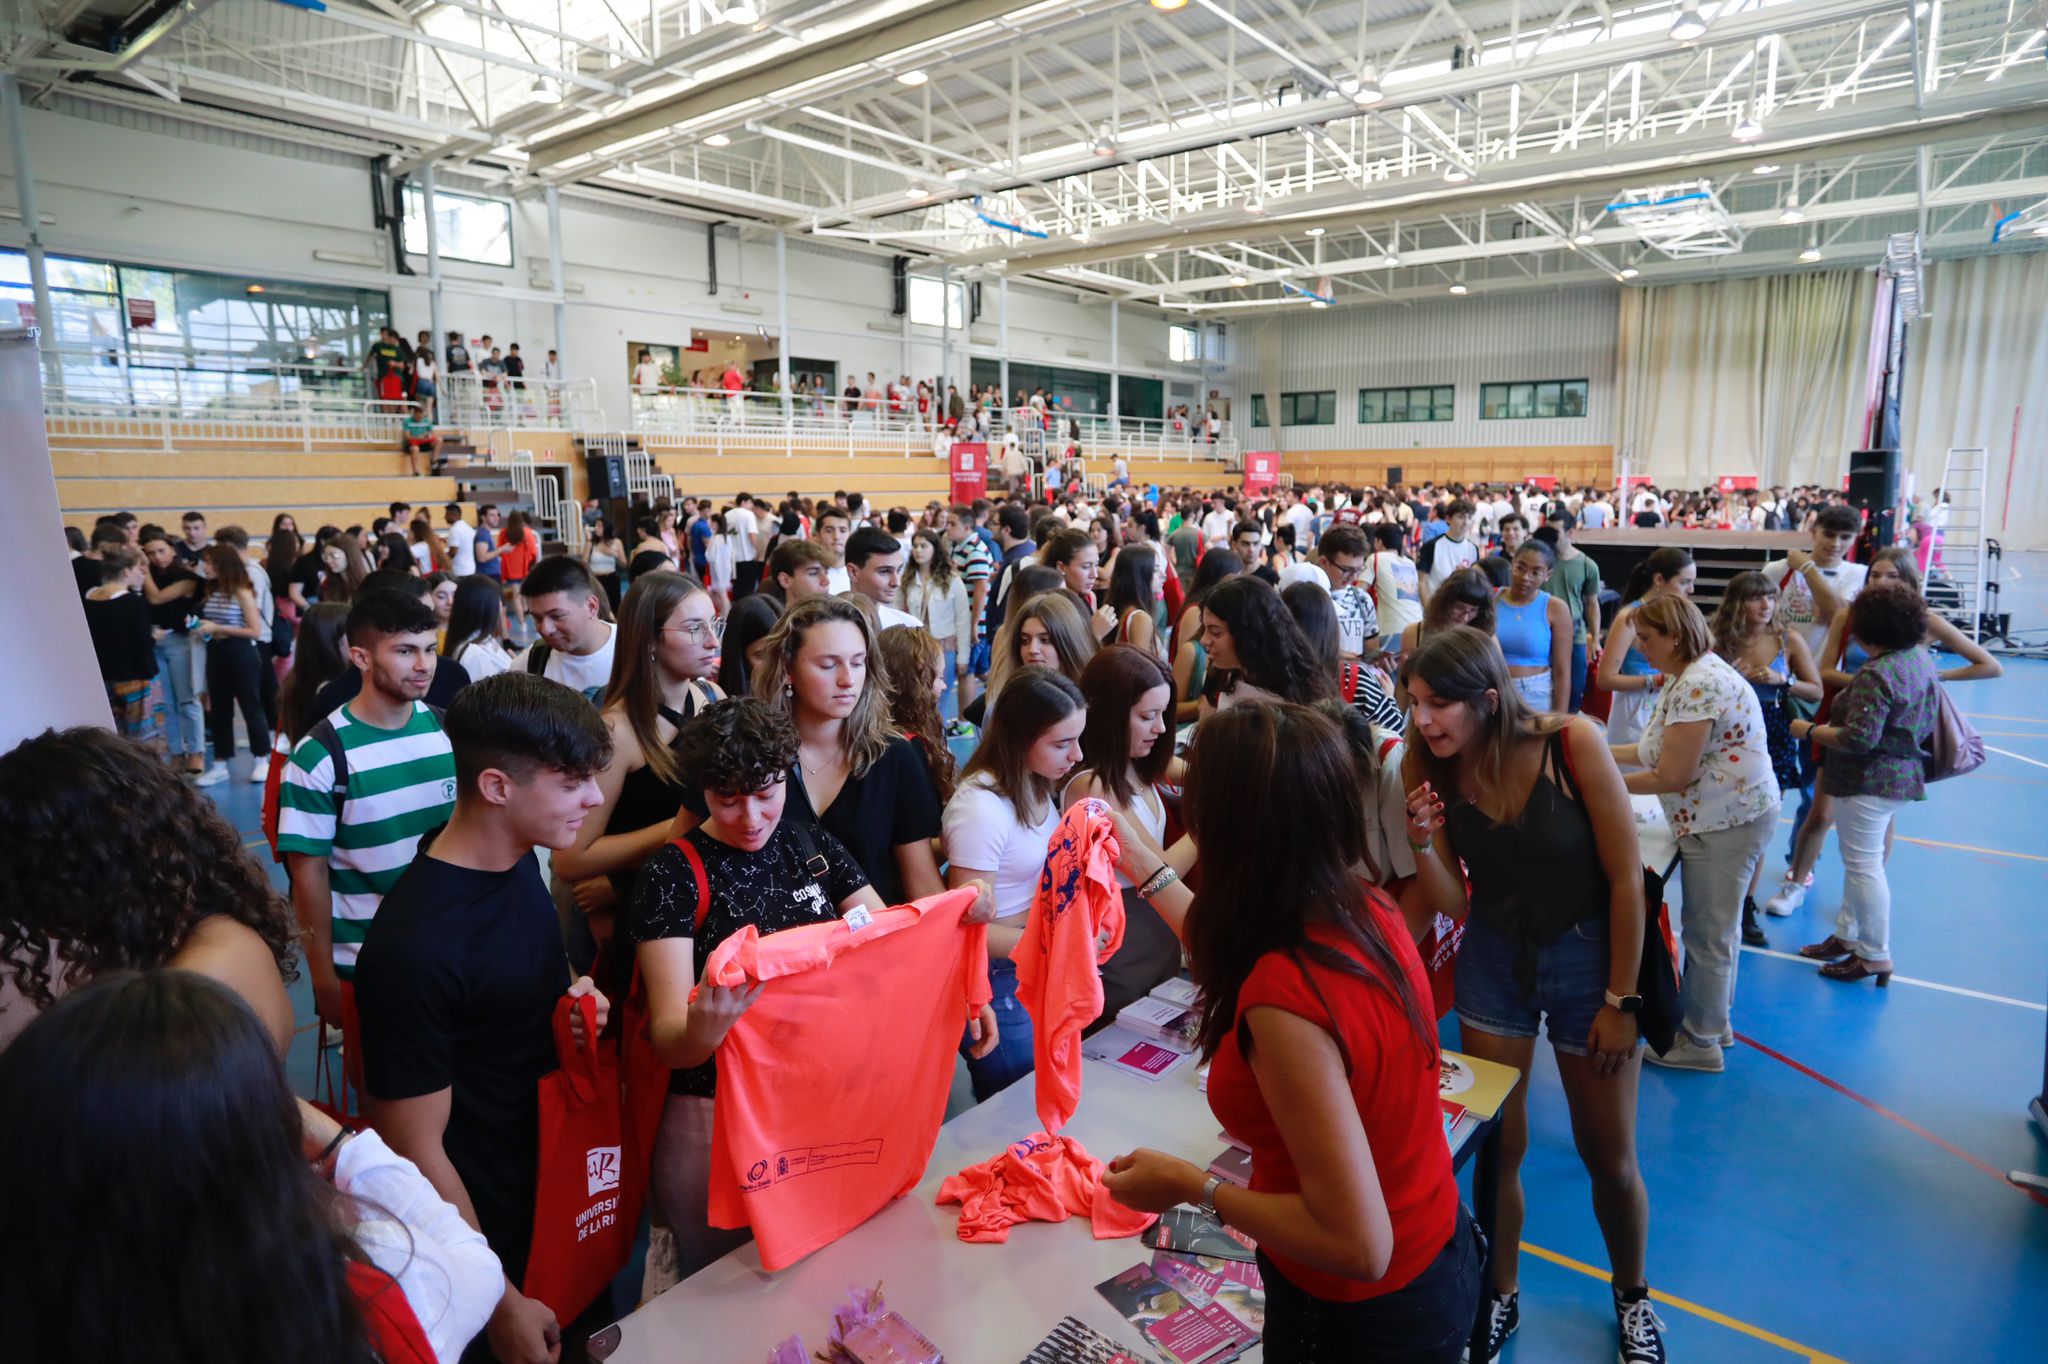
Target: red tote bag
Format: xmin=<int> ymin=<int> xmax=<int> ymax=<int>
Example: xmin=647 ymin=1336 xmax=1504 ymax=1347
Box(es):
xmin=523 ymin=994 xmax=633 ymax=1323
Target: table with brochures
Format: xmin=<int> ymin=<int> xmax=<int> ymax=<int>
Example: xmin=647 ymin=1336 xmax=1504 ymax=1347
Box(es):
xmin=592 ymin=1039 xmax=1515 ymax=1364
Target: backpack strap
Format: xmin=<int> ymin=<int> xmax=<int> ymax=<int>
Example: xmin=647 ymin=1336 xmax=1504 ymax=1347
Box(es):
xmin=525 ymin=642 xmax=552 ymax=676
xmin=1340 ymin=661 xmax=1360 ymax=704
xmin=1377 ymin=734 xmax=1401 ymax=764
xmin=786 ymin=818 xmax=832 ymax=885
xmin=309 ymin=716 xmax=350 ymax=803
xmin=668 ymin=835 xmax=712 ymax=933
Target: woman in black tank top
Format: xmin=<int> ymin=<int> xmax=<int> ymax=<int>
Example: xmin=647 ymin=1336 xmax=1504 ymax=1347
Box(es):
xmin=553 ymin=572 xmax=724 ymax=919
xmin=1397 ymin=627 xmax=1667 ymax=1364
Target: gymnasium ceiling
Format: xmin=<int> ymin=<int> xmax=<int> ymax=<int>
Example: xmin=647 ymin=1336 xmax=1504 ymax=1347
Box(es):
xmin=6 ymin=0 xmax=2048 ymax=311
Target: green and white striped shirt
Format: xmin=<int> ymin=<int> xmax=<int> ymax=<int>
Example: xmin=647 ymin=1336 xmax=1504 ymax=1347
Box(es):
xmin=277 ymin=701 xmax=457 ymax=976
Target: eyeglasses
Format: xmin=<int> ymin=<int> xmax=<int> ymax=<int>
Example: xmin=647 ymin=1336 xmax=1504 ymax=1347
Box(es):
xmin=663 ymin=619 xmax=725 ymax=644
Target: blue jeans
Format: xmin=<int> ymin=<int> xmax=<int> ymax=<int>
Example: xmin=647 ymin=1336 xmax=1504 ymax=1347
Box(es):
xmin=1455 ymin=914 xmax=1614 ymax=1058
xmin=962 ymin=957 xmax=1034 ymax=1103
xmin=155 ymin=630 xmax=203 ymax=757
xmin=1568 ymin=641 xmax=1589 ymax=713
xmin=941 ymin=647 xmax=958 ymax=722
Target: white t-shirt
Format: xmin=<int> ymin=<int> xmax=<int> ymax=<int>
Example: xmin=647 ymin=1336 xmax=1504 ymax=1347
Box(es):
xmin=409 ymin=541 xmax=434 ymax=576
xmin=1202 ymin=509 xmax=1233 ymax=543
xmin=826 ymin=565 xmax=851 ymax=596
xmin=942 ymin=772 xmax=1059 ymax=923
xmin=1632 ymin=490 xmax=1661 ymax=516
xmin=875 ymin=602 xmax=922 ymax=631
xmin=446 ymin=518 xmax=477 ymax=576
xmin=634 ymin=361 xmax=663 ymax=392
xmin=1367 ymin=550 xmax=1423 ymax=638
xmin=1761 ymin=557 xmax=1868 ymax=658
xmin=450 ymin=635 xmax=513 ymax=680
xmin=1422 ymin=535 xmax=1480 ymax=598
xmin=1280 ymin=503 xmax=1313 ymax=550
xmin=728 ymin=505 xmax=761 ymax=561
xmin=515 ymin=621 xmax=616 ymax=701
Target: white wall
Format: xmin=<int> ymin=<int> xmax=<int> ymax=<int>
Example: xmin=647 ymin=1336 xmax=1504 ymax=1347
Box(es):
xmin=0 ymin=101 xmax=1207 ymax=425
xmin=1230 ymin=288 xmax=1621 ymax=452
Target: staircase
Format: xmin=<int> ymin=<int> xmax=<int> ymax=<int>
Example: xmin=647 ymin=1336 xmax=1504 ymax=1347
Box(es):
xmin=1931 ymin=447 xmax=1988 ymax=639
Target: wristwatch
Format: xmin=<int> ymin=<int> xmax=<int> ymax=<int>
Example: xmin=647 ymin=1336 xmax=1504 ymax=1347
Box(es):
xmin=1604 ymin=989 xmax=1643 ymax=1014
xmin=1196 ymin=1174 xmax=1225 ymax=1221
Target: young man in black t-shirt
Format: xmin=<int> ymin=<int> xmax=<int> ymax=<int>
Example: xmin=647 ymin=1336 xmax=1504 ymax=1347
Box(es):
xmin=355 ymin=671 xmax=613 ymax=1364
xmin=628 ymin=699 xmax=997 ymax=1287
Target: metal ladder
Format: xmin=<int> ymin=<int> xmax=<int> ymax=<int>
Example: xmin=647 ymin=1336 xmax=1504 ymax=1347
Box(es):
xmin=1933 ymin=446 xmax=1988 ymax=640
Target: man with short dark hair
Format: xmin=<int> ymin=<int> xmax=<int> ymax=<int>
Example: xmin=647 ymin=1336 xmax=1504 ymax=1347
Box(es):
xmin=312 ymin=569 xmax=472 ymax=721
xmin=356 ymin=671 xmax=613 ymax=1364
xmin=946 ymin=504 xmax=994 ymax=708
xmin=74 ymin=522 xmax=125 ymax=595
xmin=815 ymin=505 xmax=853 ymax=595
xmin=514 ymin=557 xmax=615 ymax=702
xmin=280 ymin=587 xmax=458 ymax=1030
xmin=843 ymin=525 xmax=919 ymax=629
xmin=175 ymin=511 xmax=209 ymax=568
xmin=1316 ymin=523 xmax=1379 ymax=660
xmin=1230 ymin=521 xmax=1263 ymax=568
xmin=766 ymin=538 xmax=834 ymax=606
xmin=730 ymin=492 xmax=764 ymax=600
xmin=1541 ymin=508 xmax=1603 ymax=712
xmin=445 ymin=502 xmax=478 ymax=576
xmin=985 ymin=500 xmax=1036 ymax=638
xmin=1421 ymin=498 xmax=1480 ymax=601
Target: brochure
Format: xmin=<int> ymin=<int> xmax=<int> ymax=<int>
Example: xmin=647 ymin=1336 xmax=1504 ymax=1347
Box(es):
xmin=1016 ymin=1316 xmax=1145 ymax=1364
xmin=1094 ymin=1264 xmax=1257 ymax=1364
xmin=1140 ymin=1207 xmax=1258 ymax=1264
xmin=1149 ymin=1252 xmax=1267 ymax=1335
xmin=1438 ymin=1049 xmax=1518 ymax=1120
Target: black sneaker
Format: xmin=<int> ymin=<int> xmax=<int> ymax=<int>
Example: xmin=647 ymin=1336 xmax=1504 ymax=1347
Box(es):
xmin=1614 ymin=1284 xmax=1668 ymax=1364
xmin=1465 ymin=1288 xmax=1519 ymax=1362
xmin=1741 ymin=896 xmax=1768 ymax=948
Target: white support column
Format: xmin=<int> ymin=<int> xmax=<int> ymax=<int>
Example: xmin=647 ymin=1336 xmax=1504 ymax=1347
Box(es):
xmin=422 ymin=165 xmax=446 ymax=380
xmin=939 ymin=263 xmax=953 ymax=396
xmin=775 ymin=229 xmax=792 ymax=424
xmin=997 ymin=277 xmax=1010 ymax=407
xmin=2 ymin=76 xmax=56 ymax=389
xmin=545 ymin=184 xmax=566 ymax=375
xmin=1108 ymin=299 xmax=1120 ymax=432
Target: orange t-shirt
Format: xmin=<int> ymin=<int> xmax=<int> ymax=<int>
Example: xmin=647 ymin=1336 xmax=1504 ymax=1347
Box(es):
xmin=1012 ymin=799 xmax=1124 ymax=1133
xmin=697 ymin=887 xmax=990 ymax=1271
xmin=498 ymin=528 xmax=540 ymax=582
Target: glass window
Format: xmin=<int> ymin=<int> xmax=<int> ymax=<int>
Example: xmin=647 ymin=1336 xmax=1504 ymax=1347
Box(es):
xmin=1169 ymin=324 xmax=1201 ymax=364
xmin=1251 ymin=393 xmax=1269 ymax=428
xmin=1433 ymin=385 xmax=1456 ymax=421
xmin=1358 ymin=388 xmax=1384 ymax=422
xmin=1479 ymin=378 xmax=1591 ymax=420
xmin=907 ymin=276 xmax=965 ymax=329
xmin=1358 ymin=384 xmax=1451 ymax=423
xmin=1281 ymin=390 xmax=1334 ymax=425
xmin=401 ymin=186 xmax=513 ymax=267
xmin=1383 ymin=388 xmax=1409 ymax=422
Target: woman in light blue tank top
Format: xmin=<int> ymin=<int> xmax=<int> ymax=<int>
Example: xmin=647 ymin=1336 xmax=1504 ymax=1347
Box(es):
xmin=1495 ymin=542 xmax=1571 ymax=713
xmin=1597 ymin=547 xmax=1697 ymax=750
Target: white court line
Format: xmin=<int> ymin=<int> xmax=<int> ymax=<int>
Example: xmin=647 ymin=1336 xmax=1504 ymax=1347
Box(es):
xmin=1742 ymin=945 xmax=2048 ymax=1012
xmin=1988 ymin=745 xmax=2048 ymax=772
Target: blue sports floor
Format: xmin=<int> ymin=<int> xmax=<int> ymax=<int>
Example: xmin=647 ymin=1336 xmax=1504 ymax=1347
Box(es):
xmin=211 ymin=572 xmax=2048 ymax=1364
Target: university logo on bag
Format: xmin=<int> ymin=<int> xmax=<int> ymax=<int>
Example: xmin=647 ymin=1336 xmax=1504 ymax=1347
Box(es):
xmin=585 ymin=1144 xmax=621 ymax=1197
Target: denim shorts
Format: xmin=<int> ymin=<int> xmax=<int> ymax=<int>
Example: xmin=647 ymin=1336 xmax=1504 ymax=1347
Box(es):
xmin=1455 ymin=914 xmax=1612 ymax=1057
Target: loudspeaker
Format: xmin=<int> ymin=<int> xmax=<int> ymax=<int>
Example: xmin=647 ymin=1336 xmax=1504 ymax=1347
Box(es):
xmin=586 ymin=452 xmax=627 ymax=501
xmin=1386 ymin=465 xmax=1404 ymax=486
xmin=1847 ymin=448 xmax=1901 ymax=548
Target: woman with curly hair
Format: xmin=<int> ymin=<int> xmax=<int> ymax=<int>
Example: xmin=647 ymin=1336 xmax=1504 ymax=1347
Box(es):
xmin=1200 ymin=574 xmax=1333 ymax=712
xmin=751 ymin=595 xmax=946 ymax=907
xmin=0 ymin=726 xmax=297 ymax=1053
xmin=876 ymin=623 xmax=959 ymax=804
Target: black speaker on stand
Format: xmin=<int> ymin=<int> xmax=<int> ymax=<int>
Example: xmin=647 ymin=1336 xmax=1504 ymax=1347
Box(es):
xmin=1846 ymin=449 xmax=1901 ymax=548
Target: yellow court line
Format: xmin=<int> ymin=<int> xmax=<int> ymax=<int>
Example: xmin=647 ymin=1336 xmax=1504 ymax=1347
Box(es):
xmin=1895 ymin=835 xmax=2048 ymax=864
xmin=1521 ymin=1240 xmax=1852 ymax=1364
xmin=243 ymin=836 xmax=269 ymax=849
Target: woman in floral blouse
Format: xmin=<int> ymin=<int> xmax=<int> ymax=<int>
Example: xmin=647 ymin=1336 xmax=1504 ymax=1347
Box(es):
xmin=1611 ymin=594 xmax=1779 ymax=1073
xmin=1790 ymin=582 xmax=1940 ymax=987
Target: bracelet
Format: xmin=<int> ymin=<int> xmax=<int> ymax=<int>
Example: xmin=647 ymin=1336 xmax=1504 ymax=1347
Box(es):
xmin=317 ymin=1125 xmax=355 ymax=1166
xmin=1137 ymin=863 xmax=1180 ymax=899
xmin=1408 ymin=837 xmax=1433 ymax=854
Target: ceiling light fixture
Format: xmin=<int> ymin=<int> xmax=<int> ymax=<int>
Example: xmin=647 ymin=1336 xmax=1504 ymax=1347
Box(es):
xmin=1149 ymin=0 xmax=1188 ymax=9
xmin=1779 ymin=194 xmax=1805 ymax=224
xmin=1305 ymin=226 xmax=1325 ymax=236
xmin=1444 ymin=165 xmax=1470 ymax=183
xmin=1799 ymin=231 xmax=1823 ymax=262
xmin=1573 ymin=227 xmax=1596 ymax=245
xmin=1732 ymin=113 xmax=1764 ymax=142
xmin=528 ymin=75 xmax=563 ymax=104
xmin=1091 ymin=126 xmax=1117 ymax=157
xmin=1448 ymin=281 xmax=1468 ymax=295
xmin=1753 ymin=162 xmax=1781 ymax=175
xmin=246 ymin=284 xmax=266 ymax=294
xmin=703 ymin=131 xmax=732 ymax=147
xmin=1143 ymin=251 xmax=1160 ymax=260
xmin=1309 ymin=299 xmax=1329 ymax=309
xmin=906 ymin=186 xmax=929 ymax=199
xmin=1670 ymin=0 xmax=1708 ymax=42
xmin=1619 ymin=264 xmax=1640 ymax=280
xmin=722 ymin=0 xmax=760 ymax=23
xmin=896 ymin=69 xmax=928 ymax=86
xmin=1230 ymin=273 xmax=1248 ymax=286
xmin=1384 ymin=251 xmax=1401 ymax=267
xmin=1351 ymin=64 xmax=1384 ymax=106
xmin=1244 ymin=196 xmax=1266 ymax=215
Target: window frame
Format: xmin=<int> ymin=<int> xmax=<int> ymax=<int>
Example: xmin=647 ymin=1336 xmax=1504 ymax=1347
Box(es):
xmin=1479 ymin=377 xmax=1589 ymax=421
xmin=1279 ymin=389 xmax=1336 ymax=426
xmin=400 ymin=186 xmax=514 ymax=268
xmin=1357 ymin=383 xmax=1453 ymax=424
xmin=1169 ymin=323 xmax=1202 ymax=364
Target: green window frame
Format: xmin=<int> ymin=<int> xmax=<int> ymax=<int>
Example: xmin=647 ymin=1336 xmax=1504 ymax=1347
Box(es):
xmin=1251 ymin=393 xmax=1269 ymax=428
xmin=1280 ymin=390 xmax=1336 ymax=426
xmin=1359 ymin=384 xmax=1453 ymax=423
xmin=1479 ymin=378 xmax=1590 ymax=420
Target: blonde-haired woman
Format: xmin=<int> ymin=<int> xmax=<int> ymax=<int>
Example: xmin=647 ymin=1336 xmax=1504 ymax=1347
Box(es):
xmin=553 ymin=571 xmax=725 ymax=933
xmin=753 ymin=595 xmax=946 ymax=906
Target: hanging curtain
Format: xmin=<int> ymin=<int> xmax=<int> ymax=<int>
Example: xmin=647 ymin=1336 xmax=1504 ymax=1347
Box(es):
xmin=1615 ymin=269 xmax=1872 ymax=489
xmin=1897 ymin=253 xmax=2048 ymax=552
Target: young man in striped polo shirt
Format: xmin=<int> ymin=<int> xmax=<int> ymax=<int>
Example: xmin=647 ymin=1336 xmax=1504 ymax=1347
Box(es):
xmin=280 ymin=587 xmax=457 ymax=1027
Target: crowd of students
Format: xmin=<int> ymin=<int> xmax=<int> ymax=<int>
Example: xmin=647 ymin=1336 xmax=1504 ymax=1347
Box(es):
xmin=18 ymin=463 xmax=1998 ymax=1363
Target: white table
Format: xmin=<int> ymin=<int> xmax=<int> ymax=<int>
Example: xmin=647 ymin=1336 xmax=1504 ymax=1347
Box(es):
xmin=593 ymin=1053 xmax=1490 ymax=1363
xmin=1632 ymin=793 xmax=1678 ymax=880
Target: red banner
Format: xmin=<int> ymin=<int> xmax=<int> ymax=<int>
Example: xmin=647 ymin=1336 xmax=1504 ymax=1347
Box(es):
xmin=1526 ymin=475 xmax=1559 ymax=490
xmin=1717 ymin=474 xmax=1759 ymax=492
xmin=950 ymin=442 xmax=988 ymax=504
xmin=1243 ymin=451 xmax=1280 ymax=497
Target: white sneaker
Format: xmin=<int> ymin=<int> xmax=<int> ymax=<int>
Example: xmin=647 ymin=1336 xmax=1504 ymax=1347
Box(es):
xmin=248 ymin=763 xmax=269 ymax=783
xmin=1646 ymin=1035 xmax=1725 ymax=1072
xmin=1762 ymin=877 xmax=1808 ymax=917
xmin=192 ymin=764 xmax=229 ymax=787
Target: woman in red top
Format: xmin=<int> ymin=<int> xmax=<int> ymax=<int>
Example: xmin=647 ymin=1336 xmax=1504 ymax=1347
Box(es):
xmin=1102 ymin=704 xmax=1478 ymax=1360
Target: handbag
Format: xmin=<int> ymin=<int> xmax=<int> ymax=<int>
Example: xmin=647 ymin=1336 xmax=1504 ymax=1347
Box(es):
xmin=1923 ymin=682 xmax=1986 ymax=782
xmin=524 ymin=994 xmax=634 ymax=1323
xmin=1551 ymin=730 xmax=1684 ymax=1055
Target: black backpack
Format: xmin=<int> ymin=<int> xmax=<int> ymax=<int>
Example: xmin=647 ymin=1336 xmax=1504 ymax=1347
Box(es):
xmin=302 ymin=703 xmax=446 ymax=809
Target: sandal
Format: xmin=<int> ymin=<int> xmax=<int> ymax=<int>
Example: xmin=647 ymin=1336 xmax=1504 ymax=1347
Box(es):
xmin=1799 ymin=934 xmax=1855 ymax=960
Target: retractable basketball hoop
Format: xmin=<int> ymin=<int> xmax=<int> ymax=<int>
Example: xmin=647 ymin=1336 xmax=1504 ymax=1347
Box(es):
xmin=1605 ymin=180 xmax=1745 ymax=258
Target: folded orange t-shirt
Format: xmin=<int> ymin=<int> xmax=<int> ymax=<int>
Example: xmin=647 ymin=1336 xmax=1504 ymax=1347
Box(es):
xmin=696 ymin=887 xmax=991 ymax=1271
